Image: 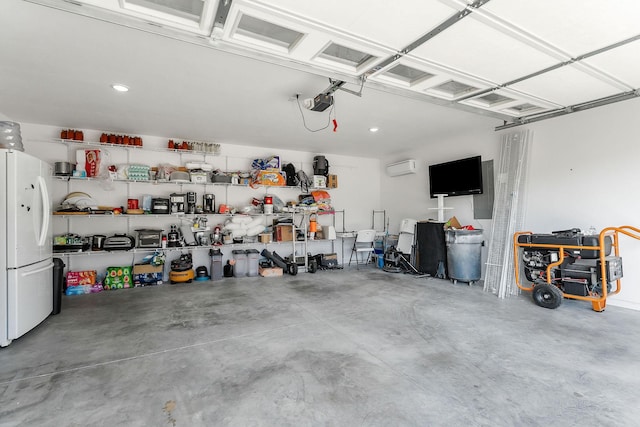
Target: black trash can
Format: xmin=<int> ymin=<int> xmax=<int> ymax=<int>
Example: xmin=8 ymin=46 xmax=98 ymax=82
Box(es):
xmin=53 ymin=258 xmax=65 ymax=315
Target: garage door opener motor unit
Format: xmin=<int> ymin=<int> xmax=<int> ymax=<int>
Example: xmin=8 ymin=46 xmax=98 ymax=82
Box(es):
xmin=513 ymin=226 xmax=640 ymax=312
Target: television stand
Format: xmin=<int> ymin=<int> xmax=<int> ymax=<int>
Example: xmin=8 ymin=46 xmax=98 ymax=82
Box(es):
xmin=428 ymin=194 xmax=453 ymax=222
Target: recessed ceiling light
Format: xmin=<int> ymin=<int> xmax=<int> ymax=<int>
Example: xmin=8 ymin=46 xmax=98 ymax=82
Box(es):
xmin=369 ymin=127 xmax=379 ymax=132
xmin=111 ymin=84 xmax=129 ymax=92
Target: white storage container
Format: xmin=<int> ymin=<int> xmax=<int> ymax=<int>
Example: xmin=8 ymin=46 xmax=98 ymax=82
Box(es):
xmin=232 ymin=250 xmax=248 ymax=277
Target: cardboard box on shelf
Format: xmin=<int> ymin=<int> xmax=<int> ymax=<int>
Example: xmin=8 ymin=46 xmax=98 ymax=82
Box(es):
xmin=259 ymin=267 xmax=283 ymax=277
xmin=275 ymin=224 xmax=293 ymax=242
xmin=327 ymin=174 xmax=338 ymax=188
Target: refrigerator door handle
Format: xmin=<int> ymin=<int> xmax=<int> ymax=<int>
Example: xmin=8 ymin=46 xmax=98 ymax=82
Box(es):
xmin=20 ymin=261 xmax=55 ymax=277
xmin=36 ymin=176 xmax=50 ymax=247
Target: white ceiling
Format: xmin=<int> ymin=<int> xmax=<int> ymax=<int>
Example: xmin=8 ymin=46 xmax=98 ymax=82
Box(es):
xmin=1 ymin=0 xmax=639 ymax=158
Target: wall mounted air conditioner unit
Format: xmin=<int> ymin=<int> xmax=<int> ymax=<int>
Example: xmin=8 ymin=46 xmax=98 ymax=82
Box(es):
xmin=386 ymin=159 xmax=417 ymax=177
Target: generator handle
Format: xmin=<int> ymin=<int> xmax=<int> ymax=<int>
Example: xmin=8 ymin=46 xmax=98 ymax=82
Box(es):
xmin=598 ymin=225 xmax=640 ymax=298
xmin=513 ymin=231 xmax=534 ymax=292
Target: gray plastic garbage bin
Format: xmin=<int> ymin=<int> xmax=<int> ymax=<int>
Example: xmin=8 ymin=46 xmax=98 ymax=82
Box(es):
xmin=445 ymin=229 xmax=484 ymax=284
xmin=246 ymin=249 xmax=260 ymax=277
xmin=232 ymin=250 xmax=248 ymax=277
xmin=209 ymin=248 xmax=223 ymax=281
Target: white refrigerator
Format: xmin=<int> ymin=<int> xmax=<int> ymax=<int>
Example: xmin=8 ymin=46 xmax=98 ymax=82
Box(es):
xmin=1 ymin=149 xmax=53 ymax=347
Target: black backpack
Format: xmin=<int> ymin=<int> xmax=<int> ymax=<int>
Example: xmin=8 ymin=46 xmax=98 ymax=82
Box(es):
xmin=223 ymin=260 xmax=234 ymax=277
xmin=283 ymin=163 xmax=299 ymax=187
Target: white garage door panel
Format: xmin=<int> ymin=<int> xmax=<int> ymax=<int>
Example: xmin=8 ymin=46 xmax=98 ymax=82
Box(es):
xmin=583 ymin=40 xmax=640 ymax=89
xmin=410 ymin=17 xmax=559 ymax=84
xmin=253 ymin=0 xmax=461 ymax=50
xmin=482 ymin=0 xmax=640 ymax=56
xmin=510 ymin=65 xmax=624 ymax=106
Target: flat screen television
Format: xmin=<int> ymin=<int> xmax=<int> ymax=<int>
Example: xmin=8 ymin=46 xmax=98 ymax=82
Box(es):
xmin=428 ymin=155 xmax=483 ymax=198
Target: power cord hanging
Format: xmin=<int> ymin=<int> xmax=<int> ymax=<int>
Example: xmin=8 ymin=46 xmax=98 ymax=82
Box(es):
xmin=296 ymin=94 xmax=336 ymax=133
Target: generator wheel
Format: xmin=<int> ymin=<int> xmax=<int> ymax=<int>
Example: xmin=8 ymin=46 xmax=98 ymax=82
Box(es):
xmin=308 ymin=259 xmax=317 ymax=273
xmin=288 ymin=263 xmax=298 ymax=276
xmin=532 ymin=283 xmax=563 ymax=309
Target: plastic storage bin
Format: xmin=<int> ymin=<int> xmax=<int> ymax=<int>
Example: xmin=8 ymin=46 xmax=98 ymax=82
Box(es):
xmin=246 ymin=249 xmax=260 ymax=277
xmin=232 ymin=250 xmax=248 ymax=277
xmin=445 ymin=229 xmax=484 ymax=284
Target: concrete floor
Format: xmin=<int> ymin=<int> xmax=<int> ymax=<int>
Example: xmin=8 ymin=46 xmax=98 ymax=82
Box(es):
xmin=2 ymin=268 xmax=640 ymax=426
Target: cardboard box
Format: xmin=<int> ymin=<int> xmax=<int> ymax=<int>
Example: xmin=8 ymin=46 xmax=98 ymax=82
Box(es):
xmin=445 ymin=216 xmax=462 ymax=230
xmin=312 ymin=175 xmax=326 ymax=188
xmin=275 ymin=224 xmax=293 ymax=242
xmin=133 ymin=263 xmax=164 ymax=286
xmin=259 ymin=233 xmax=272 ymax=243
xmin=327 ymin=174 xmax=338 ymax=188
xmin=259 ymin=267 xmax=283 ymax=277
xmin=66 ymin=270 xmax=97 ymax=286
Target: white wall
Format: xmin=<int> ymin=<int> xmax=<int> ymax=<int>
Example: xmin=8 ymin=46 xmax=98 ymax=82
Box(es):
xmin=381 ymin=128 xmax=500 ymax=232
xmin=381 ymin=98 xmax=640 ymax=311
xmin=380 ymin=127 xmax=500 ymax=281
xmin=20 ymin=123 xmax=381 ymax=275
xmin=509 ymin=98 xmax=640 ymax=310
